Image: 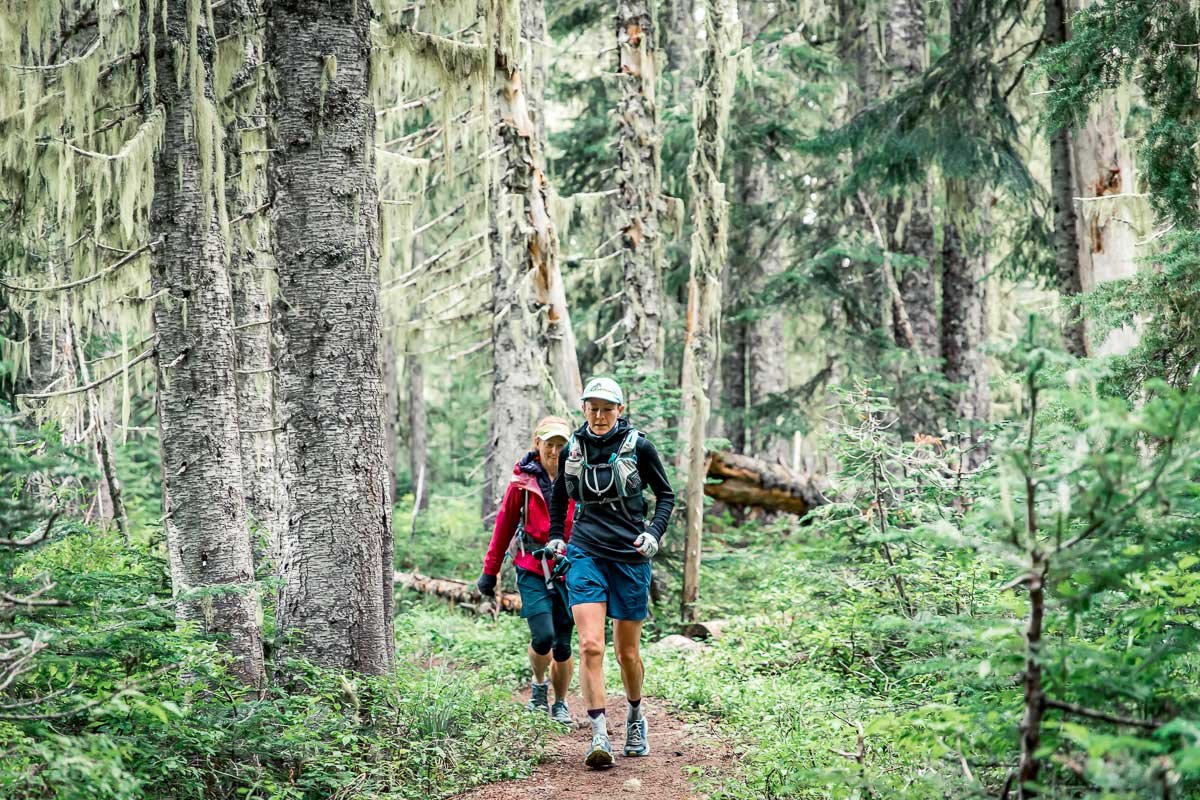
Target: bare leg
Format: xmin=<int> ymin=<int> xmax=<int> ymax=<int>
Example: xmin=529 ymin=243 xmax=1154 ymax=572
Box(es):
xmin=573 ymin=602 xmax=608 ymax=711
xmin=528 ymin=645 xmax=551 ymax=683
xmin=613 ymin=619 xmax=644 ymax=702
xmin=550 ymin=655 xmax=574 ymax=702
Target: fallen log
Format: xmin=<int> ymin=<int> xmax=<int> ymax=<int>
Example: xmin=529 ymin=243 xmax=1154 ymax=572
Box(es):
xmin=704 ymin=451 xmax=828 ymax=515
xmin=395 ymin=571 xmax=522 ymax=615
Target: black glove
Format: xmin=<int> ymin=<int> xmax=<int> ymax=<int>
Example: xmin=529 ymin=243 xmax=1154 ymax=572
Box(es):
xmin=476 ymin=573 xmax=497 ymax=597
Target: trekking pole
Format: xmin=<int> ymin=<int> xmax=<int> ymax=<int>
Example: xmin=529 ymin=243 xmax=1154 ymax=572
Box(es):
xmin=531 ymin=548 xmax=572 ymax=581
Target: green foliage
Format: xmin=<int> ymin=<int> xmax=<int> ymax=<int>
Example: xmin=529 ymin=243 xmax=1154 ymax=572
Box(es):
xmin=389 ymin=325 xmax=1200 ymax=800
xmin=1 ymin=521 xmax=549 ymax=800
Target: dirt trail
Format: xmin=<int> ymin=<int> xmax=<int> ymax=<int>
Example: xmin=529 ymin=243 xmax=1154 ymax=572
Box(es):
xmin=451 ymin=688 xmax=731 ymax=800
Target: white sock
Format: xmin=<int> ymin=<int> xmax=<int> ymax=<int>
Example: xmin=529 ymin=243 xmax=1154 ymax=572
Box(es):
xmin=590 ymin=712 xmax=607 ymax=737
xmin=627 ymin=699 xmax=642 ymax=723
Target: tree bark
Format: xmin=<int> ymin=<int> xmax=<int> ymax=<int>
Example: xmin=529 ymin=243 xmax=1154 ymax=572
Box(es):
xmin=941 ymin=1 xmax=990 ymax=462
xmin=483 ymin=0 xmax=582 ymax=522
xmin=266 ymin=0 xmax=394 ymax=674
xmin=150 ymin=0 xmax=264 ymax=686
xmin=1069 ymin=0 xmax=1142 ymax=357
xmin=1045 ymin=0 xmax=1088 ymax=358
xmin=940 ymin=207 xmax=991 ymax=444
xmin=745 ymin=200 xmax=789 ymax=466
xmin=221 ymin=0 xmax=285 ymax=564
xmin=719 ymin=314 xmax=747 ymax=453
xmin=616 ymin=1 xmax=665 ymax=372
xmin=681 ymin=0 xmax=738 ymax=623
xmin=406 ymin=327 xmax=429 ymax=513
xmin=661 ymin=0 xmax=695 ymax=94
xmin=884 ymin=0 xmax=938 ymax=361
xmin=1017 ymin=557 xmax=1048 ymax=797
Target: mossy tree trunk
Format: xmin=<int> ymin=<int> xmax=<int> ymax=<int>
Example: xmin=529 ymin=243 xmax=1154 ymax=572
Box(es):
xmin=1070 ymin=0 xmax=1142 ymax=357
xmin=681 ymin=0 xmax=738 ymax=622
xmin=616 ymin=0 xmax=665 ymax=372
xmin=150 ymin=0 xmax=264 ymax=686
xmin=483 ymin=0 xmax=580 ymax=522
xmin=266 ymin=0 xmax=394 ymax=674
xmin=219 ymin=0 xmax=285 ymax=564
xmin=939 ymin=0 xmax=991 ymax=464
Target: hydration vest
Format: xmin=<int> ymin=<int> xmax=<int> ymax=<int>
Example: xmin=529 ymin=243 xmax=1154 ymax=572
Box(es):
xmin=563 ymin=428 xmax=646 ymax=522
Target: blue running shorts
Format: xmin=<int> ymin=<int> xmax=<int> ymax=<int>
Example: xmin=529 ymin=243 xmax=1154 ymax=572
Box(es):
xmin=565 ymin=542 xmax=652 ymax=621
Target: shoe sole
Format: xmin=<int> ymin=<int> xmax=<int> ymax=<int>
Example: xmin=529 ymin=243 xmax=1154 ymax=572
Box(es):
xmin=624 ymin=746 xmax=650 ymax=757
xmin=585 ymin=747 xmax=614 ymax=769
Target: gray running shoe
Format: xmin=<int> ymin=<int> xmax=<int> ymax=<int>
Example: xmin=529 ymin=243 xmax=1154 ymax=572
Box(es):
xmin=624 ymin=716 xmax=649 ymax=757
xmin=526 ymin=682 xmax=549 ymax=713
xmin=585 ymin=731 xmax=614 ymax=769
xmin=550 ymin=699 xmax=571 ymax=725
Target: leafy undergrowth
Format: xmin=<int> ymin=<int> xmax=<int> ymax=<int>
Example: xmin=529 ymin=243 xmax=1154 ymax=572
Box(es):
xmin=1 ymin=526 xmax=551 ymax=800
xmin=398 ymin=352 xmax=1200 ymax=800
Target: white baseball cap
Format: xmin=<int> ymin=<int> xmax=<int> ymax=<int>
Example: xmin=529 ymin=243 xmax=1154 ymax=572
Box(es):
xmin=581 ymin=377 xmax=624 ymax=405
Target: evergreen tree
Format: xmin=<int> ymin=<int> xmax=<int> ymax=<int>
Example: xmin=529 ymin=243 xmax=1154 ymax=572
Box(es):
xmin=149 ymin=0 xmax=265 ymax=686
xmin=266 ymin=0 xmax=394 ymax=674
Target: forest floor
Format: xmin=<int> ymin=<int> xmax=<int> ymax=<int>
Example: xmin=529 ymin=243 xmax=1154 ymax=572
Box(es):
xmin=450 ymin=686 xmax=732 ymax=800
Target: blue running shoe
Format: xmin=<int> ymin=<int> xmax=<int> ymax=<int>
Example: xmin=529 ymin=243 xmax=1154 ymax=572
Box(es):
xmin=526 ymin=682 xmax=549 ymax=713
xmin=551 ymin=699 xmax=572 ymax=726
xmin=624 ymin=716 xmax=649 ymax=757
xmin=585 ymin=731 xmax=614 ymax=768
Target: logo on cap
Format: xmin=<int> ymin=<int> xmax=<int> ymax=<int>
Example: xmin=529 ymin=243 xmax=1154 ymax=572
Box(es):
xmin=582 ymin=377 xmax=624 ymax=405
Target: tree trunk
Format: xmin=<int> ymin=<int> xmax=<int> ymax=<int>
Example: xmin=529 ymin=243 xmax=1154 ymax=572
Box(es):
xmin=722 ymin=2 xmax=788 ymax=462
xmin=616 ymin=1 xmax=665 ymax=372
xmin=266 ymin=0 xmax=394 ymax=674
xmin=1045 ymin=0 xmax=1088 ymax=358
xmin=661 ymin=0 xmax=695 ymax=95
xmin=406 ymin=329 xmax=429 ymax=513
xmin=940 ymin=207 xmax=991 ymax=446
xmin=719 ymin=316 xmax=747 ymax=453
xmin=941 ymin=1 xmax=990 ymax=463
xmin=1017 ymin=557 xmax=1048 ymax=797
xmin=745 ymin=191 xmax=789 ymax=466
xmin=221 ymin=0 xmax=285 ymax=564
xmin=1070 ymin=0 xmax=1142 ymax=357
xmin=150 ymin=0 xmax=264 ymax=686
xmin=483 ymin=0 xmax=582 ymax=522
xmin=884 ymin=0 xmax=938 ymax=361
xmin=681 ymin=0 xmax=738 ymax=623
xmin=524 ymin=0 xmax=583 ymax=409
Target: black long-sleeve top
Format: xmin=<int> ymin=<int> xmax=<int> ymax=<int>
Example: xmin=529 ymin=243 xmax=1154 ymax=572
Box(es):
xmin=548 ymin=418 xmax=675 ymax=563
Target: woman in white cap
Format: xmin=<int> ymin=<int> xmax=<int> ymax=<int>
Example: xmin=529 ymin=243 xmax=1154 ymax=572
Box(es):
xmin=476 ymin=415 xmax=577 ymax=725
xmin=545 ymin=377 xmax=675 ymax=768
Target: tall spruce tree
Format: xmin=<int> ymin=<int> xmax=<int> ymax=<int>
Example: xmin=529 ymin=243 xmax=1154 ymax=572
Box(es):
xmin=681 ymin=0 xmax=738 ymax=621
xmin=616 ymin=0 xmax=665 ymax=372
xmin=482 ymin=0 xmax=581 ymax=521
xmin=266 ymin=0 xmax=394 ymax=673
xmin=219 ymin=0 xmax=286 ymax=563
xmin=150 ymin=0 xmax=265 ymax=686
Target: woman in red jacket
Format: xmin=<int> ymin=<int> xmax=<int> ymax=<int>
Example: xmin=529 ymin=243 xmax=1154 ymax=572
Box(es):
xmin=476 ymin=416 xmax=577 ymax=725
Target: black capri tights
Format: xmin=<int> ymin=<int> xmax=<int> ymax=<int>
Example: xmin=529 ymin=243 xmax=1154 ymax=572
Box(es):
xmin=527 ymin=611 xmax=573 ymax=663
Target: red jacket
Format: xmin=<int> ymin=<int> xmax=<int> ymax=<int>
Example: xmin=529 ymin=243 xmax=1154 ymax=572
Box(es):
xmin=482 ymin=462 xmax=574 ymax=578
